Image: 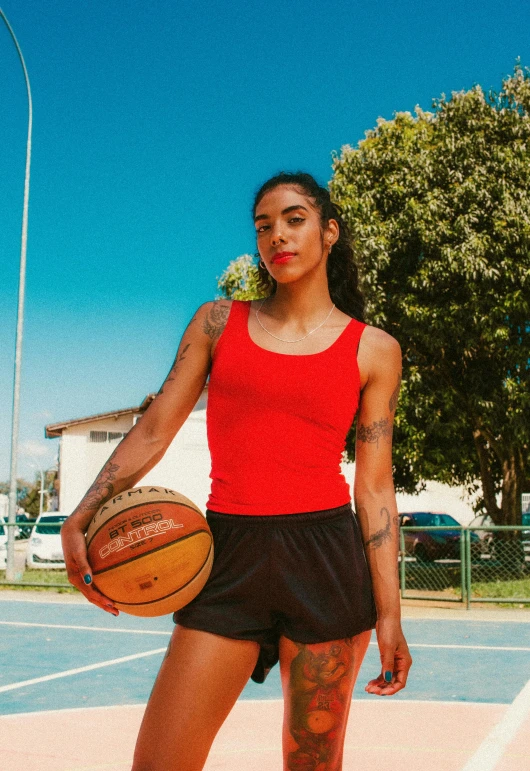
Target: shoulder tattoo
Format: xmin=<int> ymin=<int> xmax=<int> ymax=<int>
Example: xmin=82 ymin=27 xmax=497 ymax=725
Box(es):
xmin=203 ymin=300 xmax=230 ymax=342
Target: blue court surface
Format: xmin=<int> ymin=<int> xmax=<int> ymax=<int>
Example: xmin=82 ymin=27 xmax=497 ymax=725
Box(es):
xmin=1 ymin=598 xmax=529 ymax=713
xmin=1 ymin=597 xmax=529 ymax=771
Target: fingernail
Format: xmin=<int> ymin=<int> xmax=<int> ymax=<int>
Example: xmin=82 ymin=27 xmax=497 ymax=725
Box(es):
xmin=384 ymin=670 xmax=392 ymax=682
xmin=83 ymin=574 xmax=92 ymax=585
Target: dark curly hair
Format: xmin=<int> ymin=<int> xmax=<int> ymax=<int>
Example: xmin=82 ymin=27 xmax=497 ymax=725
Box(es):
xmin=252 ymin=171 xmax=365 ymax=322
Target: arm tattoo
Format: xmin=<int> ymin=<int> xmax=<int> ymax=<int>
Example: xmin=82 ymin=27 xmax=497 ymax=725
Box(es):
xmin=287 ymin=641 xmax=354 ymax=769
xmin=357 ymin=417 xmax=392 ymax=447
xmin=364 ymin=507 xmax=394 ymax=550
xmin=78 ymin=458 xmax=120 ymax=515
xmin=203 ymin=300 xmax=229 ymax=341
xmin=157 ymin=342 xmax=191 ymax=396
xmin=389 ymin=371 xmax=402 ymax=413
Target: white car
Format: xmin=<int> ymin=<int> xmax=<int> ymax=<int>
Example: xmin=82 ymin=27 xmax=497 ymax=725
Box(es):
xmin=26 ymin=513 xmax=69 ymax=569
xmin=0 ymin=518 xmax=7 ymax=569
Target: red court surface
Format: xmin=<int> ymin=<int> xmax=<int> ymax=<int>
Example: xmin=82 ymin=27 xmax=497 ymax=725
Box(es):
xmin=2 ymin=697 xmax=529 ymax=770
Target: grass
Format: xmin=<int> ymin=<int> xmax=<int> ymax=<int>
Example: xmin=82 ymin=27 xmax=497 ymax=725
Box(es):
xmin=470 ymin=576 xmax=530 ymax=600
xmin=0 ymin=568 xmax=77 ymax=593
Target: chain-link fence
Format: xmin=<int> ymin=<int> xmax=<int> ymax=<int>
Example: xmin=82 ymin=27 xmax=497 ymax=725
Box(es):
xmin=0 ymin=519 xmax=72 ymax=590
xmin=399 ymin=525 xmax=530 ymax=606
xmin=2 ymin=519 xmax=530 ymax=606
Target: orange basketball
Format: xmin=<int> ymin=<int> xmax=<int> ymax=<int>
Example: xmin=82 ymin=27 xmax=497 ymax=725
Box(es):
xmin=86 ymin=486 xmax=213 ymax=617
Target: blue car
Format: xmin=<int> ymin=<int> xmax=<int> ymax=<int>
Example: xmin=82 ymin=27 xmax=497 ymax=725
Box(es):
xmin=400 ymin=512 xmax=481 ymax=562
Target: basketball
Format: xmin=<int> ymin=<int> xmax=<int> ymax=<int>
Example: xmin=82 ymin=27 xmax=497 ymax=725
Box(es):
xmin=86 ymin=486 xmax=213 ymax=617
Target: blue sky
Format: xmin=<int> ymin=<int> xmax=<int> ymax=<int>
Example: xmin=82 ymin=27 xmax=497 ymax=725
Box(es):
xmin=1 ymin=0 xmax=529 ymax=482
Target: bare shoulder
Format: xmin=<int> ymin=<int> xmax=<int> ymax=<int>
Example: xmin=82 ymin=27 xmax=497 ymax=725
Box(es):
xmin=196 ymin=298 xmax=233 ymax=343
xmin=357 ymin=324 xmax=402 ymax=389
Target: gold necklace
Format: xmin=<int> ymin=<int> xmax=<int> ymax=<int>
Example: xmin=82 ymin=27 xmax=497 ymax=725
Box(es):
xmin=255 ymin=298 xmax=336 ymax=343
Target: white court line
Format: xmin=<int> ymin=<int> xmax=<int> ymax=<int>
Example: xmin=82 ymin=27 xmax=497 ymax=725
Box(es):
xmin=369 ymin=642 xmax=530 ymax=653
xmin=0 ymin=697 xmax=507 ymax=720
xmin=2 ymin=622 xmax=529 ymax=652
xmin=461 ymin=677 xmax=530 ymax=771
xmin=0 ymin=648 xmax=167 ymax=694
xmin=0 ymin=621 xmax=170 ymax=636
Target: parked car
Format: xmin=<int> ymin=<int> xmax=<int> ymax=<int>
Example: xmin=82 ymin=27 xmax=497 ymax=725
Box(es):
xmin=468 ymin=513 xmax=495 ymax=555
xmin=399 ymin=511 xmax=481 ymax=562
xmin=16 ymin=512 xmax=34 ymax=540
xmin=0 ymin=518 xmax=7 ymax=570
xmin=469 ymin=512 xmax=530 ymax=562
xmin=523 ymin=513 xmax=530 ymax=556
xmin=26 ymin=513 xmax=69 ymax=569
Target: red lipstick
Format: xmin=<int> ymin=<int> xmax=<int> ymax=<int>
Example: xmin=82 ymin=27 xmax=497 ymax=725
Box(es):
xmin=272 ymin=252 xmax=295 ymax=264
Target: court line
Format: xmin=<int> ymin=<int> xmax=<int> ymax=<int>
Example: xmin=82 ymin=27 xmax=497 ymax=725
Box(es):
xmin=0 ymin=648 xmax=167 ymax=693
xmin=0 ymin=621 xmax=170 ymax=636
xmin=1 ymin=622 xmax=529 ymax=653
xmin=372 ymin=642 xmax=530 ymax=653
xmin=0 ymin=697 xmax=506 ymax=719
xmin=461 ymin=676 xmax=530 ymax=771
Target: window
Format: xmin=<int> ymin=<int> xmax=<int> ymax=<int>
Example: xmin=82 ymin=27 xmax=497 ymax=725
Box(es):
xmin=89 ymin=431 xmax=108 ymax=443
xmin=89 ymin=431 xmax=126 ymax=443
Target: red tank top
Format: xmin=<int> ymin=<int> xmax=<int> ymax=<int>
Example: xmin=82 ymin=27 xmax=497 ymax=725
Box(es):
xmin=205 ymin=300 xmax=366 ymax=515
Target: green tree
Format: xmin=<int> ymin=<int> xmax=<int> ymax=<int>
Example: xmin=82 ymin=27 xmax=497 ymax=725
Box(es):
xmin=0 ymin=479 xmax=31 ymax=503
xmin=18 ymin=485 xmax=41 ymax=517
xmin=216 ymin=253 xmax=266 ymax=301
xmin=330 ymin=64 xmax=530 ymax=527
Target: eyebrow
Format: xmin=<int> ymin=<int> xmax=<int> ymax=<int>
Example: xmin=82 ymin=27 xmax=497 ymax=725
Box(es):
xmin=254 ymin=204 xmax=309 ymax=223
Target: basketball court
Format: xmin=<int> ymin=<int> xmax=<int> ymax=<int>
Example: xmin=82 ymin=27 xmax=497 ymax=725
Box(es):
xmin=1 ymin=594 xmax=529 ymax=770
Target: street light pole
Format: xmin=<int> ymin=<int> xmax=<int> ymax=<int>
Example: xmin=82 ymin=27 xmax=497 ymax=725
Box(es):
xmin=38 ymin=470 xmax=45 ymax=518
xmin=1 ymin=8 xmax=33 ymax=581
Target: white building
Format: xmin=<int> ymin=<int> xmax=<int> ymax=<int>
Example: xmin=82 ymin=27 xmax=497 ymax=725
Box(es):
xmin=45 ymin=385 xmax=478 ymax=522
xmin=45 ymin=387 xmax=211 ymax=516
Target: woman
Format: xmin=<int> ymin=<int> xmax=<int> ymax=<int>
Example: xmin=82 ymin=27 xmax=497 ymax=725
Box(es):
xmin=62 ymin=171 xmax=412 ymax=770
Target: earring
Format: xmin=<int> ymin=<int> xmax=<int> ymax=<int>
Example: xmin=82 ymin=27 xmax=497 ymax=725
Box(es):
xmin=329 ymin=243 xmax=333 ymax=253
xmin=259 ymin=259 xmax=266 ymax=268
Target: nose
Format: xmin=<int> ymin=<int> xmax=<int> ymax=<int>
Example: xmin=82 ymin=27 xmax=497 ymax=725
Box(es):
xmin=270 ymin=228 xmax=285 ymax=247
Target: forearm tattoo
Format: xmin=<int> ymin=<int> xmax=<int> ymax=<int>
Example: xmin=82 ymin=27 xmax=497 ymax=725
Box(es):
xmin=363 ymin=507 xmax=399 ymax=551
xmin=287 ymin=641 xmax=354 ymax=769
xmin=357 ymin=417 xmax=392 ymax=446
xmin=78 ymin=458 xmax=120 ymax=515
xmin=202 ymin=300 xmax=229 ymax=341
xmin=389 ymin=371 xmax=402 ymax=413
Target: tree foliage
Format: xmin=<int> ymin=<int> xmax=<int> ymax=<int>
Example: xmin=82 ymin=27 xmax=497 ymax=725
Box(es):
xmin=216 ymin=253 xmax=266 ymax=301
xmin=330 ymin=64 xmax=530 ymax=525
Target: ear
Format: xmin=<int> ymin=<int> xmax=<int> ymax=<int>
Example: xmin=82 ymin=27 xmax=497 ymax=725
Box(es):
xmin=325 ymin=218 xmax=339 ymax=248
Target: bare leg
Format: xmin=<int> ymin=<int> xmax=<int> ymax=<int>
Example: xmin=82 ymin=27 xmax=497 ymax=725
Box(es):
xmin=279 ymin=630 xmax=371 ymax=771
xmin=132 ymin=625 xmax=260 ymax=771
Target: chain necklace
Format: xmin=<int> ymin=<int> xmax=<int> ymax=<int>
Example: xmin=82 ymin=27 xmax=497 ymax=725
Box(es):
xmin=255 ymin=298 xmax=336 ymax=343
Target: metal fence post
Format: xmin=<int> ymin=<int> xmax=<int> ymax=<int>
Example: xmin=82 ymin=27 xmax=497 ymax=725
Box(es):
xmin=399 ymin=527 xmax=406 ymax=598
xmin=460 ymin=526 xmax=467 ymax=606
xmin=465 ymin=528 xmax=471 ymax=609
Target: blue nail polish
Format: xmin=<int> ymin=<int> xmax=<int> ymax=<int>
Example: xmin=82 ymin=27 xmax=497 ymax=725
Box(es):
xmin=384 ymin=670 xmax=392 ymax=682
xmin=83 ymin=574 xmax=92 ymax=585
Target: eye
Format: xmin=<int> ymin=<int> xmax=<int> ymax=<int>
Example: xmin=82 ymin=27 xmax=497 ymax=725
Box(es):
xmin=256 ymin=224 xmax=269 ymax=233
xmin=289 ymin=217 xmax=305 ymax=223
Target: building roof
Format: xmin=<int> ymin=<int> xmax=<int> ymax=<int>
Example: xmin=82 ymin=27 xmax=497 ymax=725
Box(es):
xmin=44 ymin=394 xmax=156 ymax=438
xmin=45 ymin=385 xmax=208 ymax=438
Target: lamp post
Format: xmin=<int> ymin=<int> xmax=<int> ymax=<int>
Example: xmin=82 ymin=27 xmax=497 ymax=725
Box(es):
xmin=1 ymin=8 xmax=33 ymax=581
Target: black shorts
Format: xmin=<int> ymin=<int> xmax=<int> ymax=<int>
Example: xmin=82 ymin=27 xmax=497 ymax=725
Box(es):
xmin=173 ymin=501 xmax=377 ymax=683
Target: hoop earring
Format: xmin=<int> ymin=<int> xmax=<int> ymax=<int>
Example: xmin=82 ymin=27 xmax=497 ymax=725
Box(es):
xmin=259 ymin=259 xmax=266 ymax=268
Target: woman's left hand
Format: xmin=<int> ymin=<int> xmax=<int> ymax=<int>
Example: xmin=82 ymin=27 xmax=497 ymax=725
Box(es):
xmin=365 ymin=615 xmax=412 ymax=696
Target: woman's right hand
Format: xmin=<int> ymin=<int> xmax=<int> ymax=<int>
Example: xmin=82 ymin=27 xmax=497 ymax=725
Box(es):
xmin=61 ymin=518 xmax=119 ymax=615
